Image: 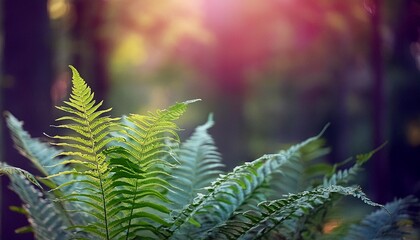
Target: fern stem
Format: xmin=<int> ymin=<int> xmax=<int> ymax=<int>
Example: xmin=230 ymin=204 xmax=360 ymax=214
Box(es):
xmin=125 ymin=112 xmax=169 ymax=239
xmin=88 ymin=125 xmax=110 ymax=240
xmin=125 ymin=180 xmax=138 ymax=240
xmin=51 ymin=194 xmax=76 ymax=227
xmin=97 ymin=167 xmax=110 ymax=240
xmin=82 ymin=93 xmax=110 ymax=240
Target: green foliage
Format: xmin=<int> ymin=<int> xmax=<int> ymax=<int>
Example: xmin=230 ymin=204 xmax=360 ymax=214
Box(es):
xmin=0 ymin=162 xmax=41 ymax=189
xmin=344 ymin=196 xmax=420 ymax=240
xmin=8 ymin=173 xmax=74 ymax=240
xmin=166 ymin=113 xmax=224 ymax=211
xmin=2 ymin=66 xmax=419 ymax=239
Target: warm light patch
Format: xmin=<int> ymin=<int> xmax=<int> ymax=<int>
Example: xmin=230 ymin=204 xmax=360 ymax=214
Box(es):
xmin=48 ymin=0 xmax=70 ymax=20
xmin=323 ymin=219 xmax=341 ymax=234
xmin=406 ymin=119 xmax=420 ymax=147
xmin=162 ymin=20 xmax=214 ymax=48
xmin=111 ymin=34 xmax=148 ymax=70
xmin=325 ymin=12 xmax=346 ymax=32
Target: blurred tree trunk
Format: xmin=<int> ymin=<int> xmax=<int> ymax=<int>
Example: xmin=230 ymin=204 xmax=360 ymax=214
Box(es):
xmin=1 ymin=0 xmax=53 ymax=238
xmin=369 ymin=0 xmax=391 ymax=203
xmin=388 ymin=0 xmax=420 ymax=199
xmin=70 ymin=0 xmax=109 ymax=102
xmin=201 ymin=0 xmax=250 ymax=169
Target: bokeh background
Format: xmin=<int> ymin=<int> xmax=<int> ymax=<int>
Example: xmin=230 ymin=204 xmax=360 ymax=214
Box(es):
xmin=1 ymin=0 xmax=420 ymax=238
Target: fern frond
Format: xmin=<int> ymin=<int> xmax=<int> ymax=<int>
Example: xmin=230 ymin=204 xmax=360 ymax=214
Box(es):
xmin=8 ymin=173 xmax=74 ymax=240
xmin=209 ymin=185 xmax=382 ymax=240
xmin=270 ymin=144 xmax=386 ymax=239
xmin=0 ymin=162 xmax=42 ymax=189
xmin=49 ymin=66 xmax=121 ymax=239
xmin=238 ymin=129 xmax=331 ymax=214
xmin=255 ymin=138 xmax=329 ymax=207
xmin=344 ymin=196 xmax=420 ymax=240
xmin=4 ymin=112 xmax=96 ymax=230
xmin=168 ymin=127 xmax=327 ymax=239
xmin=323 ymin=143 xmax=386 ymax=187
xmin=167 ymin=113 xmax=224 ymax=211
xmin=107 ymin=100 xmax=198 ymax=239
xmin=5 ymin=111 xmax=79 ymax=183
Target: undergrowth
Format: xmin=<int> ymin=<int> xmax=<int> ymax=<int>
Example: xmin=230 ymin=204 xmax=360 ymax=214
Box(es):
xmin=1 ymin=66 xmax=419 ymax=239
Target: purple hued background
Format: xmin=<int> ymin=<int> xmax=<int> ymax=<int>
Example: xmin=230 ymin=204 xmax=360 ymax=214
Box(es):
xmin=1 ymin=0 xmax=420 ymax=239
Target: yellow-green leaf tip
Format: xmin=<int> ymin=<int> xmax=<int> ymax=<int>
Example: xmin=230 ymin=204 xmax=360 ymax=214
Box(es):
xmin=68 ymin=65 xmax=81 ymax=79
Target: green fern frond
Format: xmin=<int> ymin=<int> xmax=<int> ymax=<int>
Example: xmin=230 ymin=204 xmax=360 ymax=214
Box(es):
xmin=167 ymin=113 xmax=224 ymax=211
xmin=168 ymin=127 xmax=327 ymax=239
xmin=344 ymin=196 xmax=420 ymax=240
xmin=267 ymin=143 xmax=387 ymax=239
xmin=239 ymin=129 xmax=330 ymax=213
xmin=8 ymin=173 xmax=74 ymax=240
xmin=323 ymin=143 xmax=386 ymax=187
xmin=48 ymin=66 xmax=121 ymax=239
xmin=4 ymin=112 xmax=97 ymax=232
xmin=107 ymin=100 xmax=198 ymax=239
xmin=209 ymin=185 xmax=381 ymax=240
xmin=260 ymin=138 xmax=329 ymax=204
xmin=4 ymin=112 xmax=84 ymax=192
xmin=0 ymin=162 xmax=42 ymax=189
xmin=273 ymin=144 xmax=387 ymax=240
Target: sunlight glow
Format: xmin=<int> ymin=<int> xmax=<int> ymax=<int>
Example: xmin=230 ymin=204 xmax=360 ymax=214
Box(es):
xmin=111 ymin=34 xmax=148 ymax=69
xmin=48 ymin=0 xmax=70 ymax=20
xmin=323 ymin=219 xmax=342 ymax=234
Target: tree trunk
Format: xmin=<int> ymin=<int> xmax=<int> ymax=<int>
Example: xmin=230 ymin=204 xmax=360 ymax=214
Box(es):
xmin=70 ymin=0 xmax=109 ymax=102
xmin=370 ymin=0 xmax=390 ymax=202
xmin=1 ymin=0 xmax=53 ymax=238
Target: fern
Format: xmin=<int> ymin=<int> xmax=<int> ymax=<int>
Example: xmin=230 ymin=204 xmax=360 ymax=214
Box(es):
xmin=8 ymin=173 xmax=73 ymax=240
xmin=5 ymin=111 xmax=95 ymax=230
xmin=232 ymin=139 xmax=329 ymax=217
xmin=167 ymin=113 xmax=224 ymax=211
xmin=273 ymin=145 xmax=389 ymax=239
xmin=323 ymin=143 xmax=387 ymax=187
xmin=3 ymin=66 xmax=414 ymax=240
xmin=264 ymin=138 xmax=330 ymax=201
xmin=168 ymin=127 xmax=328 ymax=239
xmin=209 ymin=185 xmax=382 ymax=240
xmin=106 ymin=99 xmax=197 ymax=239
xmin=344 ymin=196 xmax=420 ymax=240
xmin=5 ymin=111 xmax=85 ymax=194
xmin=0 ymin=162 xmax=41 ymax=189
xmin=47 ymin=65 xmax=120 ymax=239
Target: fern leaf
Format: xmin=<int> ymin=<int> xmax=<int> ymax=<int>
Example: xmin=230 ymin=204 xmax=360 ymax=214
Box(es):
xmin=0 ymin=162 xmax=41 ymax=189
xmin=49 ymin=66 xmax=120 ymax=239
xmin=209 ymin=185 xmax=382 ymax=240
xmin=4 ymin=112 xmax=96 ymax=230
xmin=270 ymin=138 xmax=330 ymax=197
xmin=323 ymin=143 xmax=386 ymax=187
xmin=271 ymin=144 xmax=387 ymax=240
xmin=344 ymin=196 xmax=420 ymax=240
xmin=8 ymin=173 xmax=74 ymax=240
xmin=4 ymin=112 xmax=78 ymax=188
xmin=107 ymin=100 xmax=197 ymax=239
xmin=168 ymin=127 xmax=327 ymax=239
xmin=167 ymin=113 xmax=224 ymax=211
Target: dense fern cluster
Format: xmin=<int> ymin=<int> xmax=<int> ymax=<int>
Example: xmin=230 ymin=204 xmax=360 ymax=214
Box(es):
xmin=1 ymin=66 xmax=419 ymax=239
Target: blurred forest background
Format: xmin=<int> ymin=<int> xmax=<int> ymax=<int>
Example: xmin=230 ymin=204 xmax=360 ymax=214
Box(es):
xmin=1 ymin=0 xmax=420 ymax=238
